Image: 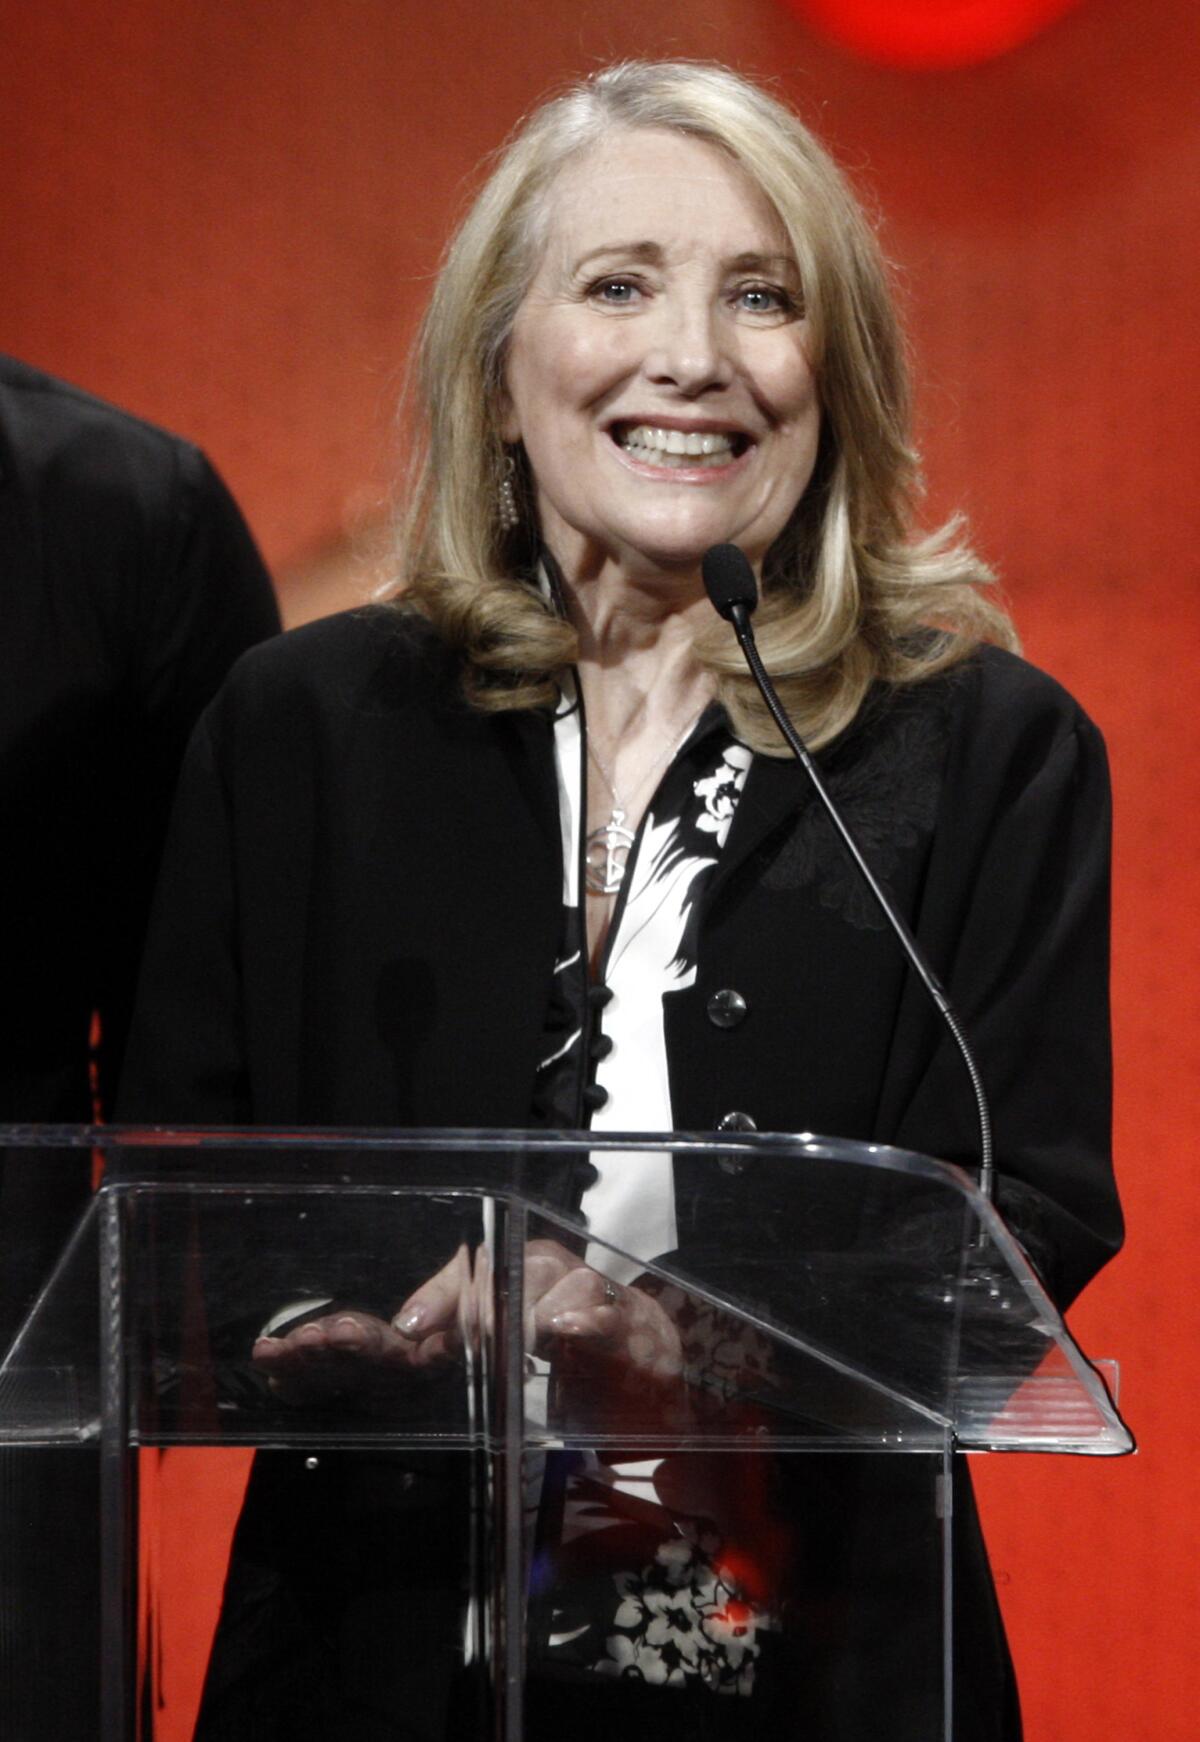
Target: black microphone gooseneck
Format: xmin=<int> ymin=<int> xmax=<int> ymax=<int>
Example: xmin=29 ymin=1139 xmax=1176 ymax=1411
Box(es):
xmin=700 ymin=542 xmax=994 ymax=1202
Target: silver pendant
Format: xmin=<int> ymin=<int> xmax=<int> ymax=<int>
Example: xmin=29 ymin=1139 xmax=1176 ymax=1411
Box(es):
xmin=585 ymin=808 xmax=635 ymax=895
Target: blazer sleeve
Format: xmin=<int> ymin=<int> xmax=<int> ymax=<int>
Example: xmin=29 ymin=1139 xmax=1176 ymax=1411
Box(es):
xmin=115 ymin=668 xmax=468 ymax=1339
xmin=117 ymin=705 xmax=251 ymax=1124
xmin=883 ymin=658 xmax=1121 ymax=1309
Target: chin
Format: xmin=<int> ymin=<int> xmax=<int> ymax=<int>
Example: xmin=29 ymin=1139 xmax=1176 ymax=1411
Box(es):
xmin=616 ymin=515 xmax=760 ymax=573
xmin=649 ymin=536 xmax=764 ymax=577
xmin=617 ymin=541 xmax=717 ymax=577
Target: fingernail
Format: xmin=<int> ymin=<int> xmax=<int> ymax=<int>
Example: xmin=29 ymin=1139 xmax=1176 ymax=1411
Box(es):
xmin=395 ymin=1307 xmax=426 ymax=1336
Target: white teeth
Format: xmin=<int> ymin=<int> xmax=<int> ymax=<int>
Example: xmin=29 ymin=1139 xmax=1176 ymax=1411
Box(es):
xmin=618 ymin=424 xmax=738 ymax=466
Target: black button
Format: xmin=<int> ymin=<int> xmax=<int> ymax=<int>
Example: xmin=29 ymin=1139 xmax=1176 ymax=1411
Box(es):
xmin=706 ymin=988 xmax=748 ymax=1029
xmin=583 ymin=1084 xmax=610 ymax=1111
xmin=588 ymin=983 xmax=614 ymax=1009
xmin=715 ymin=1110 xmax=757 ymax=1132
xmin=590 ymin=1033 xmax=614 ymax=1061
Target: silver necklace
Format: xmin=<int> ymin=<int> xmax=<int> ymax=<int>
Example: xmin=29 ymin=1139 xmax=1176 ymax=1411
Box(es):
xmin=584 ymin=717 xmax=699 ymax=896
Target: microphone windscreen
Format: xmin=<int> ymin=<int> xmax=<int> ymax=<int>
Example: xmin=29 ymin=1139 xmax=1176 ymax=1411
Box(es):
xmin=701 ymin=543 xmax=759 ymax=622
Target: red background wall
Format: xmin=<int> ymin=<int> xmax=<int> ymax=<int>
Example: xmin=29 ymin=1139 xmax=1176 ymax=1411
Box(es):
xmin=4 ymin=1 xmax=1197 ymax=1735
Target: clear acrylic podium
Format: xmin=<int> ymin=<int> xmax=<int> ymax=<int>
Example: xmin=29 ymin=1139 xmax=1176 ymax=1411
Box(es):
xmin=0 ymin=1126 xmax=1131 ymax=1740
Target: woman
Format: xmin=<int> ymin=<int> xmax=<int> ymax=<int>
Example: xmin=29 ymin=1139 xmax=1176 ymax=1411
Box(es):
xmin=122 ymin=60 xmax=1121 ymax=1742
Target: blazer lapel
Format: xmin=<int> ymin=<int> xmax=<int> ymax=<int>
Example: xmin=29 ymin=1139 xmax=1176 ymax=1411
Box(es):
xmin=499 ymin=705 xmax=561 ymax=869
xmin=705 ymin=749 xmax=811 ymax=905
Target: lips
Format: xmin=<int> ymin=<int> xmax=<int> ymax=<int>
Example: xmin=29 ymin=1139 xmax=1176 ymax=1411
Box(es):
xmin=610 ymin=421 xmax=751 ymax=469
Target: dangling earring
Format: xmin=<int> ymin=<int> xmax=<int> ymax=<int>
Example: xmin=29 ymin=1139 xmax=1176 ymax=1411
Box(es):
xmin=498 ymin=453 xmax=520 ymax=532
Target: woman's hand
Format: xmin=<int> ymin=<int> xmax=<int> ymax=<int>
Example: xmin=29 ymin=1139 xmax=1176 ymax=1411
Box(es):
xmin=251 ymin=1240 xmax=684 ymax=1410
xmin=526 ymin=1243 xmax=683 ymax=1383
xmin=251 ymin=1308 xmax=446 ymax=1407
xmin=396 ymin=1238 xmax=683 ymax=1384
xmin=249 ymin=1242 xmax=476 ymax=1408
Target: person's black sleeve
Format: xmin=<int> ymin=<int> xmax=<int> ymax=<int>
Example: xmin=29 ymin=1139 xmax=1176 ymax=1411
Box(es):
xmin=116 ymin=705 xmax=251 ymax=1123
xmin=882 ymin=658 xmax=1121 ymax=1309
xmin=94 ymin=442 xmax=279 ymax=1107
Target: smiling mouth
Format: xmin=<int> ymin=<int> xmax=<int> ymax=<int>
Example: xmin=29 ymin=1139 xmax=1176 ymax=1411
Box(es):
xmin=610 ymin=423 xmax=751 ymax=469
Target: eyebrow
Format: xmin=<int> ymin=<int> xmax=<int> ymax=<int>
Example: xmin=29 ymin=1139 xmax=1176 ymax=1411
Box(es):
xmin=570 ymin=242 xmax=798 ymax=276
xmin=570 ymin=241 xmax=662 ymax=273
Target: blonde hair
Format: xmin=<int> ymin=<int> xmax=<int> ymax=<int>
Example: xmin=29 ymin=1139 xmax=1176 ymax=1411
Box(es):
xmin=393 ymin=60 xmax=1017 ymax=753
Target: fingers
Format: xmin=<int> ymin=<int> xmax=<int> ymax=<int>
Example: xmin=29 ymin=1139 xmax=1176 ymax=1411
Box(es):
xmin=392 ymin=1245 xmax=470 ymax=1339
xmin=534 ymin=1265 xmax=622 ymax=1337
xmin=525 ymin=1243 xmax=585 ymax=1308
xmin=253 ymin=1311 xmax=416 ymax=1366
xmin=251 ymin=1310 xmax=429 ymax=1404
xmin=533 ymin=1271 xmax=683 ymax=1380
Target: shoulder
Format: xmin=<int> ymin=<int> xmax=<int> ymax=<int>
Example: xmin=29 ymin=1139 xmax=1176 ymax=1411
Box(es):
xmin=0 ymin=356 xmax=275 ymax=685
xmin=0 ymin=358 xmax=258 ymax=592
xmin=836 ymin=640 xmax=1104 ymax=776
xmin=860 ymin=643 xmax=1106 ymax=776
xmin=892 ymin=645 xmax=1111 ymax=854
xmin=940 ymin=646 xmax=1109 ymax=808
xmin=187 ymin=606 xmax=535 ymax=840
xmin=0 ymin=354 xmax=202 ymax=502
xmin=827 ymin=643 xmax=1109 ymax=859
xmin=958 ymin=643 xmax=1101 ymax=739
xmin=210 ymin=604 xmax=458 ymax=735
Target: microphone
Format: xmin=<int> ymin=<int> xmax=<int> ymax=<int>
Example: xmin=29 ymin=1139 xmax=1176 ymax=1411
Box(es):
xmin=701 ymin=543 xmax=994 ymax=1202
xmin=701 ymin=541 xmax=759 ymax=628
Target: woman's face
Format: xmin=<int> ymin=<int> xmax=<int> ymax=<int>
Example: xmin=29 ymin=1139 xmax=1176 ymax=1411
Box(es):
xmin=501 ymin=127 xmax=820 ymax=582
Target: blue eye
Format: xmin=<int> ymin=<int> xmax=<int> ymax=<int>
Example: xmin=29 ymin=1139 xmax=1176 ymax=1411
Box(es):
xmin=736 ymin=284 xmax=793 ymax=315
xmin=590 ymin=278 xmax=641 ymax=305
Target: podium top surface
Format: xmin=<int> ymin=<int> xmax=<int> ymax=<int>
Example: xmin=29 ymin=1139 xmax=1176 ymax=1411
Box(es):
xmin=0 ymin=1125 xmax=1133 ymax=1456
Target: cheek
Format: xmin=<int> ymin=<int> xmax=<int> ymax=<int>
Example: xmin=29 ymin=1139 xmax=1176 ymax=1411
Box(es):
xmin=545 ymin=327 xmax=632 ymax=420
xmin=559 ymin=305 xmax=644 ymax=389
xmin=512 ymin=346 xmax=627 ymax=459
xmin=777 ymin=370 xmax=820 ymax=436
xmin=506 ymin=342 xmax=580 ymax=445
xmin=751 ymin=337 xmax=819 ymax=429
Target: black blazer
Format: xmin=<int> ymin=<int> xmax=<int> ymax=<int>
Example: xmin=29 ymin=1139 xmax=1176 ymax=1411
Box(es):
xmin=0 ymin=354 xmax=278 ymax=1742
xmin=123 ymin=604 xmax=1120 ymax=1308
xmin=119 ymin=605 xmax=1121 ymax=1742
xmin=0 ymin=354 xmax=280 ymax=1123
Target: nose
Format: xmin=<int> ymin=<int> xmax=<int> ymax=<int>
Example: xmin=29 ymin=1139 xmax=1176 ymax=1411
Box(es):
xmin=642 ymin=293 xmax=733 ymax=396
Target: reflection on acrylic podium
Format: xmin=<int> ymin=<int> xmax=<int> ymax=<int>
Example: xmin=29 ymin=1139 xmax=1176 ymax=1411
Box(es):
xmin=0 ymin=1127 xmax=1131 ymax=1740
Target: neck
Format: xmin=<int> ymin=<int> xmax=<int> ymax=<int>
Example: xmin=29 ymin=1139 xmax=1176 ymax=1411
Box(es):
xmin=554 ymin=551 xmax=715 ymax=745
